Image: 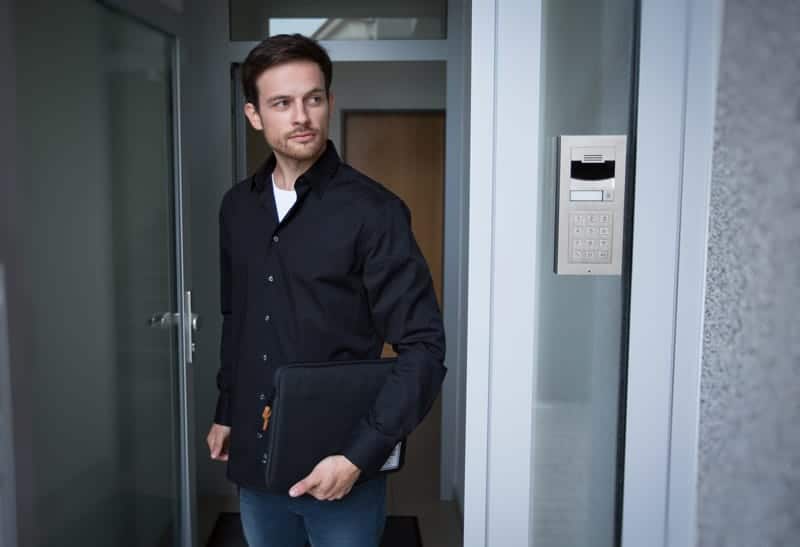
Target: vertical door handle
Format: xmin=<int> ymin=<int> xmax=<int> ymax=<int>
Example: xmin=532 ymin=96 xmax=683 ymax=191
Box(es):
xmin=184 ymin=290 xmax=196 ymax=364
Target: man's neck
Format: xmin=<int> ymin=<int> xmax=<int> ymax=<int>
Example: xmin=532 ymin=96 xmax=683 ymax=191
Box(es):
xmin=272 ymin=143 xmax=326 ymax=191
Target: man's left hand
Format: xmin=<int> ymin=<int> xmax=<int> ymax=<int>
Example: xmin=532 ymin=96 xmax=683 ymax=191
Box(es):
xmin=289 ymin=455 xmax=361 ymax=501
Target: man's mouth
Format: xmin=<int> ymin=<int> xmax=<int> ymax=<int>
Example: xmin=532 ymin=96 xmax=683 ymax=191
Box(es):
xmin=289 ymin=131 xmax=316 ymax=142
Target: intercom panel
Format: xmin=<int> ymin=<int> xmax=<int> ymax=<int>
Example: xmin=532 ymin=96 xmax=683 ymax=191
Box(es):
xmin=556 ymin=135 xmax=627 ymax=276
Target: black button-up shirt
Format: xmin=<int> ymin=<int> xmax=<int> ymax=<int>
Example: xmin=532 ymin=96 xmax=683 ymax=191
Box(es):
xmin=215 ymin=141 xmax=446 ymax=490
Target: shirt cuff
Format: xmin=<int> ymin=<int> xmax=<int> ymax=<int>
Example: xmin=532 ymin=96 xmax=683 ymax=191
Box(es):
xmin=214 ymin=393 xmax=232 ymax=426
xmin=341 ymin=421 xmax=398 ymax=477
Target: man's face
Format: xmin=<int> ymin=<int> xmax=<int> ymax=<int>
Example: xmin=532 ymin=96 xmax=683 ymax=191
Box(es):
xmin=244 ymin=60 xmax=333 ymax=163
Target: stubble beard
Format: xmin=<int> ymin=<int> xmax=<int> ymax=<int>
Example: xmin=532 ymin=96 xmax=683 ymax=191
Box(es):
xmin=271 ymin=129 xmax=326 ymax=163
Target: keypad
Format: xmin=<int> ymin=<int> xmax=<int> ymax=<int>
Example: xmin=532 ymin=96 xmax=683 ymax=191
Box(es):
xmin=569 ymin=212 xmax=613 ymax=264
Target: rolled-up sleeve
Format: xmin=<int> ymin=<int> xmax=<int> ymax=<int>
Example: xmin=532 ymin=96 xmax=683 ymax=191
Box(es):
xmin=214 ymin=193 xmax=234 ymax=426
xmin=342 ymin=197 xmax=447 ymax=476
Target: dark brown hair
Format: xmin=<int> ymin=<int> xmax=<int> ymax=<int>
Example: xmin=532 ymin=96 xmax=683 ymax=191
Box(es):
xmin=241 ymin=34 xmax=333 ymax=109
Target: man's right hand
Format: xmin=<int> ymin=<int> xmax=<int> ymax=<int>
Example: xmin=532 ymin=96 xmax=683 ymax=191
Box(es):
xmin=207 ymin=423 xmax=231 ymax=461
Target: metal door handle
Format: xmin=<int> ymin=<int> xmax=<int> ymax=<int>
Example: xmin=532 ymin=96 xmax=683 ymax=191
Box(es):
xmin=148 ymin=291 xmax=198 ymax=364
xmin=148 ymin=312 xmax=201 ymax=331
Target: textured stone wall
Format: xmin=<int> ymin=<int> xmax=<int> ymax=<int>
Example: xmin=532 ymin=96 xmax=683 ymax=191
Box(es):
xmin=698 ymin=1 xmax=800 ymax=546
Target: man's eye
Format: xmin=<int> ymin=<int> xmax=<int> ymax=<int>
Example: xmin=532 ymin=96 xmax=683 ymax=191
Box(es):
xmin=273 ymin=100 xmax=288 ymax=108
xmin=308 ymin=96 xmax=323 ymax=105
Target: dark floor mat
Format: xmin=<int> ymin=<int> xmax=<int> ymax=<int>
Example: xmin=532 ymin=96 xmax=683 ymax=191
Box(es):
xmin=206 ymin=512 xmax=422 ymax=547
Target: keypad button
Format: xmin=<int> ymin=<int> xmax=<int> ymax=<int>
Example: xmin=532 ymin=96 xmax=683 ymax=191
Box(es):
xmin=599 ymin=239 xmax=610 ymax=249
xmin=598 ymin=250 xmax=610 ymax=260
xmin=574 ymin=240 xmax=584 ymax=248
xmin=585 ymin=251 xmax=596 ymax=260
xmin=599 ymin=227 xmax=610 ymax=236
xmin=573 ymin=249 xmax=583 ymax=259
xmin=573 ymin=227 xmax=584 ymax=236
xmin=586 ymin=227 xmax=598 ymax=236
xmin=599 ymin=214 xmax=610 ymax=224
xmin=585 ymin=239 xmax=596 ymax=248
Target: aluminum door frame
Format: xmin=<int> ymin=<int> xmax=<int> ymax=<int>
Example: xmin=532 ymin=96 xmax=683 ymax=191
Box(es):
xmin=0 ymin=269 xmax=16 ymax=547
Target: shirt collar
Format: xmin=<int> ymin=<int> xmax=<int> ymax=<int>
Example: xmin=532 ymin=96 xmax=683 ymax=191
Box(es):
xmin=250 ymin=140 xmax=341 ymax=198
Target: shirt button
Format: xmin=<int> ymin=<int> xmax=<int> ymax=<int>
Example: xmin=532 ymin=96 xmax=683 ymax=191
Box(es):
xmin=258 ymin=392 xmax=265 ymax=401
xmin=264 ymin=314 xmax=271 ymax=322
xmin=272 ymin=235 xmax=279 ymax=243
xmin=266 ymin=275 xmax=274 ymax=283
xmin=261 ymin=453 xmax=268 ymax=464
xmin=261 ymin=353 xmax=268 ymax=362
xmin=256 ymin=432 xmax=263 ymax=439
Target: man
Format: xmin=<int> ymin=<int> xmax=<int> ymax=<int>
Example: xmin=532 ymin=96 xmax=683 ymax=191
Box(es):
xmin=205 ymin=34 xmax=446 ymax=547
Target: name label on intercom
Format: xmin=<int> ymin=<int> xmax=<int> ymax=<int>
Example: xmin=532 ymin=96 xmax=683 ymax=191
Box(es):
xmin=556 ymin=135 xmax=627 ymax=276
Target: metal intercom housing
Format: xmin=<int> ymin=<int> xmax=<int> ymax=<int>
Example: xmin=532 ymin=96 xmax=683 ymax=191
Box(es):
xmin=556 ymin=135 xmax=627 ymax=276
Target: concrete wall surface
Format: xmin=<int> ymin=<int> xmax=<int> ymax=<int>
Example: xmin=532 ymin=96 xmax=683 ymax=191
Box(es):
xmin=698 ymin=1 xmax=800 ymax=545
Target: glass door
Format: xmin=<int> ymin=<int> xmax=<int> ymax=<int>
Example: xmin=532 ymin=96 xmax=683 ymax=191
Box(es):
xmin=532 ymin=1 xmax=637 ymax=546
xmin=12 ymin=1 xmax=193 ymax=545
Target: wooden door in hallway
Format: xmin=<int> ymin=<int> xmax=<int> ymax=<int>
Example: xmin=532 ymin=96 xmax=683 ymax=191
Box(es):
xmin=344 ymin=111 xmax=445 ymax=508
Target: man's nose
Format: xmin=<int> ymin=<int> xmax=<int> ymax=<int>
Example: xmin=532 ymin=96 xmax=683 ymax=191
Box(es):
xmin=292 ymin=100 xmax=310 ymax=125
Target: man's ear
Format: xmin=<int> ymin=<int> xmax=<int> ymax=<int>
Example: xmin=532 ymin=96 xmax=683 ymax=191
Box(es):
xmin=244 ymin=102 xmax=263 ymax=131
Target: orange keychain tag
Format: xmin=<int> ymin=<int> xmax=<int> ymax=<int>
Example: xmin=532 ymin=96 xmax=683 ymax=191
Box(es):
xmin=262 ymin=405 xmax=272 ymax=431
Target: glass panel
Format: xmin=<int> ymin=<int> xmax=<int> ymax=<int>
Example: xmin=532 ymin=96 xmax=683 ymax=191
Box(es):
xmin=533 ymin=1 xmax=637 ymax=546
xmin=230 ymin=0 xmax=447 ymax=41
xmin=14 ymin=1 xmax=183 ymax=545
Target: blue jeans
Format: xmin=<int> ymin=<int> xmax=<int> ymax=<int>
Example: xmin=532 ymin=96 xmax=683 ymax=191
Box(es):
xmin=238 ymin=476 xmax=387 ymax=547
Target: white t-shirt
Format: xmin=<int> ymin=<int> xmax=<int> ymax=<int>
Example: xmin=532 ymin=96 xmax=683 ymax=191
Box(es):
xmin=272 ymin=174 xmax=297 ymax=222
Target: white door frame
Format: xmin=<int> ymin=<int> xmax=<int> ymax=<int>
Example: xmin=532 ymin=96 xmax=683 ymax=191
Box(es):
xmin=464 ymin=1 xmax=722 ymax=546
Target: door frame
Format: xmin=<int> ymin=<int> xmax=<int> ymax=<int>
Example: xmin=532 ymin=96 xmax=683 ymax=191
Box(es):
xmin=0 ymin=0 xmax=20 ymax=540
xmin=464 ymin=1 xmax=722 ymax=546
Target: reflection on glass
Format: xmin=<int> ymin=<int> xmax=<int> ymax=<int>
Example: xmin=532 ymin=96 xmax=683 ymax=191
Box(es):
xmin=230 ymin=0 xmax=447 ymax=40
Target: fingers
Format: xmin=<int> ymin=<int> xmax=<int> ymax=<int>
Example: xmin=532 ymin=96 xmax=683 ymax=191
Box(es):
xmin=289 ymin=457 xmax=357 ymax=500
xmin=207 ymin=427 xmax=229 ymax=461
xmin=308 ymin=476 xmax=352 ymax=501
xmin=320 ymin=483 xmax=352 ymax=501
xmin=290 ymin=474 xmax=321 ymax=498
